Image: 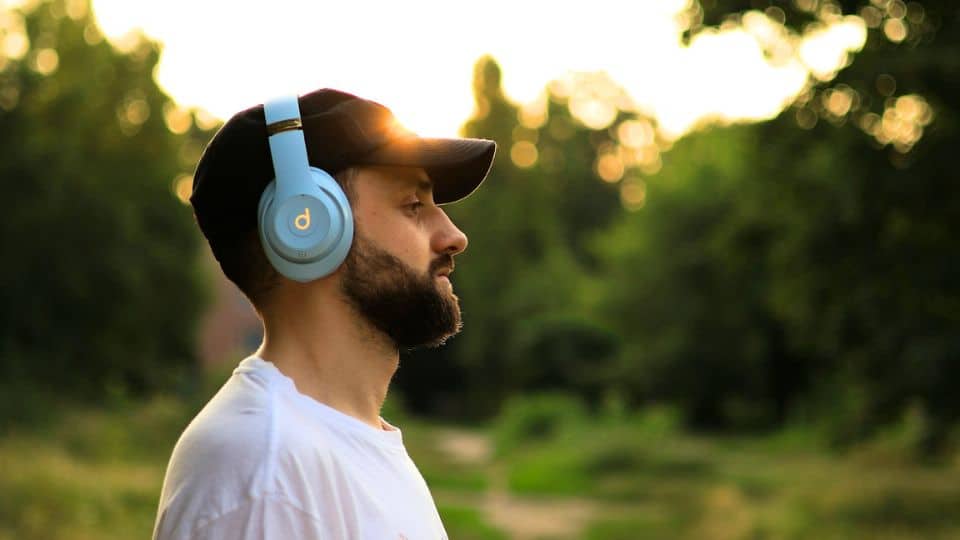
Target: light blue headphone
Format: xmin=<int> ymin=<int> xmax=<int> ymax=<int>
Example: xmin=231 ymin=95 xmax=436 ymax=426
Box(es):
xmin=258 ymin=95 xmax=354 ymax=282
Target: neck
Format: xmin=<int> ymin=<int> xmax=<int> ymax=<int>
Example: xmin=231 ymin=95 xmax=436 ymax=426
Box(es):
xmin=254 ymin=279 xmax=399 ymax=430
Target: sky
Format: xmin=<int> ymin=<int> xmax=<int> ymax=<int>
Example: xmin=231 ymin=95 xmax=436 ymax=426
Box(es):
xmin=82 ymin=0 xmax=867 ymax=139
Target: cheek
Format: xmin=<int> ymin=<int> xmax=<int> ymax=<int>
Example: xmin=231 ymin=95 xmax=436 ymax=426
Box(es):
xmin=357 ymin=213 xmax=432 ymax=269
xmin=394 ymin=231 xmax=433 ymax=270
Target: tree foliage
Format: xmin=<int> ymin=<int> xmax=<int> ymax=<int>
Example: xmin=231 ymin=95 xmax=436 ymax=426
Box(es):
xmin=398 ymin=1 xmax=959 ymax=453
xmin=0 ymin=0 xmax=211 ymax=406
xmin=3 ymin=0 xmax=956 ymax=454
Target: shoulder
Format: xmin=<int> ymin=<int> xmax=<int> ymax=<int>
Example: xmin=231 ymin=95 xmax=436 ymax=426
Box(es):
xmin=169 ymin=369 xmax=275 ymax=475
xmin=155 ymin=364 xmax=341 ymax=538
xmin=162 ymin=362 xmax=343 ymax=490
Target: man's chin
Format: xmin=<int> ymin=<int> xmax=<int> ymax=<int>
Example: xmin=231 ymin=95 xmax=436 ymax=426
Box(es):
xmin=408 ymin=319 xmax=463 ymax=351
xmin=340 ymin=235 xmax=465 ymax=351
xmin=400 ymin=292 xmax=463 ymax=351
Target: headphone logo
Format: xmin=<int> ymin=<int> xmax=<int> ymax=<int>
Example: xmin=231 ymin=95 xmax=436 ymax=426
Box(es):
xmin=294 ymin=207 xmax=311 ymax=230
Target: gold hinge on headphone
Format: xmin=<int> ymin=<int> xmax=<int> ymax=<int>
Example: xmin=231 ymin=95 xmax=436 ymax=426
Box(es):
xmin=266 ymin=118 xmax=303 ymax=136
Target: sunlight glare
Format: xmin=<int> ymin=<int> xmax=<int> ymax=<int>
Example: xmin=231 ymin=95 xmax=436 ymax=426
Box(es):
xmin=798 ymin=16 xmax=867 ymax=80
xmin=88 ymin=0 xmax=870 ymax=140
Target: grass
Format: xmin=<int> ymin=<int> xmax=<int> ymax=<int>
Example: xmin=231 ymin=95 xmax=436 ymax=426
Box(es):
xmin=438 ymin=506 xmax=509 ymax=540
xmin=0 ymin=433 xmax=163 ymax=540
xmin=2 ymin=394 xmax=960 ymax=539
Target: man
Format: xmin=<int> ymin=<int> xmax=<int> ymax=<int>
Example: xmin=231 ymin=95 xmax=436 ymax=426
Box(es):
xmin=153 ymin=89 xmax=496 ymax=540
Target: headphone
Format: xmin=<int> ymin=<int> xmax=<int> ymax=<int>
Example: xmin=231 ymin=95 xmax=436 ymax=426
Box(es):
xmin=257 ymin=95 xmax=354 ymax=282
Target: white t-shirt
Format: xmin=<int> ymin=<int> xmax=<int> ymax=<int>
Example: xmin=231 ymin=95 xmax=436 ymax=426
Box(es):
xmin=153 ymin=356 xmax=447 ymax=540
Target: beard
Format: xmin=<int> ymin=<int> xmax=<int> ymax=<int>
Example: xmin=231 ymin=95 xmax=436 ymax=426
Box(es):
xmin=338 ymin=234 xmax=463 ymax=351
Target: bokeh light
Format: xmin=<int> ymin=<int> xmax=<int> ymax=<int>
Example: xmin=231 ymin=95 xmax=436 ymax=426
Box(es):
xmin=876 ymin=73 xmax=897 ymax=96
xmin=172 ymin=174 xmax=192 ymax=204
xmin=823 ymin=84 xmax=859 ymax=118
xmin=510 ymin=141 xmax=538 ymax=169
xmin=79 ymin=0 xmax=873 ymax=142
xmin=1 ymin=11 xmax=29 ymax=59
xmin=886 ymin=0 xmax=907 ymax=19
xmin=116 ymin=91 xmax=150 ymax=135
xmin=163 ymin=102 xmax=193 ymax=135
xmin=620 ymin=178 xmax=647 ymax=210
xmin=596 ymin=153 xmax=625 ymax=183
xmin=883 ymin=18 xmax=908 ymax=42
xmin=617 ymin=120 xmax=655 ymax=149
xmin=518 ymin=94 xmax=549 ymax=130
xmin=860 ymin=6 xmax=884 ymax=27
xmin=30 ymin=47 xmax=58 ymax=74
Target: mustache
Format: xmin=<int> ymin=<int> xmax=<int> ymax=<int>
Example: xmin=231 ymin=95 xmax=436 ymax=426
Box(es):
xmin=429 ymin=254 xmax=455 ymax=275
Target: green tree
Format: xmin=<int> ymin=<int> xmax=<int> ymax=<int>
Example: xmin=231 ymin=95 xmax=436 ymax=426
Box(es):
xmin=398 ymin=0 xmax=959 ymax=454
xmin=0 ymin=0 xmax=211 ymax=410
xmin=595 ymin=0 xmax=959 ymax=448
xmin=397 ymin=58 xmax=627 ymax=418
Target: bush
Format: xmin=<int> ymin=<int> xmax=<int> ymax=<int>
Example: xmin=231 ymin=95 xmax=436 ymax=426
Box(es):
xmin=493 ymin=392 xmax=587 ymax=455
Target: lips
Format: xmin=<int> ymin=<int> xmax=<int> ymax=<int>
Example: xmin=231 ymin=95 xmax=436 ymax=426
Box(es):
xmin=430 ymin=254 xmax=455 ymax=279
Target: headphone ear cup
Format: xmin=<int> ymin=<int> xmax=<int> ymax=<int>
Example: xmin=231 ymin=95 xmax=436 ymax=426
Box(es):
xmin=258 ymin=167 xmax=353 ymax=282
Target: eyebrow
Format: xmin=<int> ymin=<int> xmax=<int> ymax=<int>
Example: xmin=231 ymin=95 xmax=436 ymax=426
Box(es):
xmin=417 ymin=179 xmax=432 ymax=193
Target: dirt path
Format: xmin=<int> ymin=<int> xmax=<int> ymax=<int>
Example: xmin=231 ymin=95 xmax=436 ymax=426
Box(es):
xmin=433 ymin=429 xmax=603 ymax=539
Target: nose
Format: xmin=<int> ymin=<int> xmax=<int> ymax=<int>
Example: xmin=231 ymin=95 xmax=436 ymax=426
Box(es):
xmin=432 ymin=208 xmax=468 ymax=256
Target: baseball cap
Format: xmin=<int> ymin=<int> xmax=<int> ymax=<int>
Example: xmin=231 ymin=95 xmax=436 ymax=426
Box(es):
xmin=190 ymin=88 xmax=497 ymax=241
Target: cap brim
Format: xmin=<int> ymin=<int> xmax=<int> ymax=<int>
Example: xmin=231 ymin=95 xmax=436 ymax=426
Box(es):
xmin=362 ymin=137 xmax=496 ymax=204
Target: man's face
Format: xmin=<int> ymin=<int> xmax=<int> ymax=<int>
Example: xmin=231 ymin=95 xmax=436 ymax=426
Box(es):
xmin=338 ymin=166 xmax=469 ymax=350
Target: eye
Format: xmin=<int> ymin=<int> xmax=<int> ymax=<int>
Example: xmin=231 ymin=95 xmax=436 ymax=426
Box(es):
xmin=405 ymin=200 xmax=424 ymax=215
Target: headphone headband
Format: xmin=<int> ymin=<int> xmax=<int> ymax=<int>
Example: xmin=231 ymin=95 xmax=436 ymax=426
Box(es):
xmin=264 ymin=96 xmax=312 ymax=203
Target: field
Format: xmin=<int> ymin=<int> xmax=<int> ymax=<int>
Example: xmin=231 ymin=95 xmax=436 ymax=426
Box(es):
xmin=2 ymin=393 xmax=959 ymax=540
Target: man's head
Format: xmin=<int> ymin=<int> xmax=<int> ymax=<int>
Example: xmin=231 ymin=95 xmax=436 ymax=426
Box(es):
xmin=189 ymin=89 xmax=495 ymax=349
xmin=340 ymin=166 xmax=467 ymax=350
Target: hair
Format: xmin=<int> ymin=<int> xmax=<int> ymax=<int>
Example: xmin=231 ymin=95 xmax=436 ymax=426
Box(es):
xmin=212 ymin=167 xmax=358 ymax=310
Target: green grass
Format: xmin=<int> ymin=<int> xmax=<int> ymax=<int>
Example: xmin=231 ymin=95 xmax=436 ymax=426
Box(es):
xmin=438 ymin=506 xmax=509 ymax=540
xmin=2 ymin=395 xmax=960 ymax=539
xmin=0 ymin=436 xmax=163 ymax=540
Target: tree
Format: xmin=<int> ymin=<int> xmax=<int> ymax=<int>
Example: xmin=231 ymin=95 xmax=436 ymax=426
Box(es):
xmin=595 ymin=0 xmax=959 ymax=447
xmin=396 ymin=58 xmax=628 ymax=418
xmin=392 ymin=0 xmax=959 ymax=455
xmin=0 ymin=0 xmax=212 ymax=409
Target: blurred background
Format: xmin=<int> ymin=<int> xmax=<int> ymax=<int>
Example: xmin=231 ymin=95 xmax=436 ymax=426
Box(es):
xmin=1 ymin=0 xmax=958 ymax=538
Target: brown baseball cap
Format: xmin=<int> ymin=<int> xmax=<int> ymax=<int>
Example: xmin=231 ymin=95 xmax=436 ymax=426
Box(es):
xmin=190 ymin=88 xmax=497 ymax=240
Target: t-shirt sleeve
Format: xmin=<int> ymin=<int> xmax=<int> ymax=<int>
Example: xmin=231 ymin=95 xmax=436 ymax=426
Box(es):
xmin=172 ymin=496 xmax=329 ymax=540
